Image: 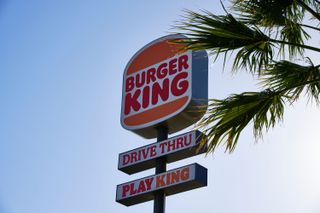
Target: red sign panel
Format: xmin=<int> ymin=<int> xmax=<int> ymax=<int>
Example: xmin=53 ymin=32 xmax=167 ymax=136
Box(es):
xmin=116 ymin=163 xmax=207 ymax=206
xmin=121 ymin=35 xmax=208 ymax=138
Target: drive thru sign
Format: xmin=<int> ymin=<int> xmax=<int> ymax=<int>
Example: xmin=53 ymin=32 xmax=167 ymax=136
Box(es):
xmin=118 ymin=131 xmax=207 ymax=174
xmin=117 ymin=35 xmax=209 ymax=213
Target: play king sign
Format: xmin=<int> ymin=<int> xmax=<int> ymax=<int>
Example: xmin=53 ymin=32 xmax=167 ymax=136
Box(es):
xmin=116 ymin=163 xmax=207 ymax=206
xmin=121 ymin=34 xmax=208 ymax=138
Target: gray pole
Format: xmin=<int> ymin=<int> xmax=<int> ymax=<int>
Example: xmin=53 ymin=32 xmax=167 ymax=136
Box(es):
xmin=153 ymin=126 xmax=168 ymax=213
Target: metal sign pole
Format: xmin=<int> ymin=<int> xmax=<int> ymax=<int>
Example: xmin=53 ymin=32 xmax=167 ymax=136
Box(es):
xmin=153 ymin=126 xmax=168 ymax=213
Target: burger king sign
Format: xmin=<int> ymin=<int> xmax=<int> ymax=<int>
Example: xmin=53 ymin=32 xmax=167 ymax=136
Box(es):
xmin=121 ymin=34 xmax=208 ymax=138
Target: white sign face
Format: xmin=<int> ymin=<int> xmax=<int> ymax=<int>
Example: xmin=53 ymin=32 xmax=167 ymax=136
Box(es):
xmin=116 ymin=163 xmax=207 ymax=206
xmin=118 ymin=131 xmax=206 ymax=174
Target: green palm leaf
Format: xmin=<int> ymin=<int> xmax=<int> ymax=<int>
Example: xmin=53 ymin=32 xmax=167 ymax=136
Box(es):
xmin=262 ymin=60 xmax=320 ymax=102
xmin=197 ymin=91 xmax=286 ymax=153
xmin=232 ymin=0 xmax=311 ymax=56
xmin=176 ymin=10 xmax=273 ymax=73
xmin=280 ymin=21 xmax=310 ymax=56
xmin=176 ymin=1 xmax=320 ymax=154
xmin=232 ymin=0 xmax=305 ymax=26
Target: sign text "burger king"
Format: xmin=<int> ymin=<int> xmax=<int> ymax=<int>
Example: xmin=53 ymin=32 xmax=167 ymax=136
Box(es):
xmin=124 ymin=52 xmax=191 ymax=117
xmin=121 ymin=34 xmax=208 ymax=138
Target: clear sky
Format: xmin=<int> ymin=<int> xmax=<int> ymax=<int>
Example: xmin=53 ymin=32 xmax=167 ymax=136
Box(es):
xmin=1 ymin=1 xmax=320 ymax=213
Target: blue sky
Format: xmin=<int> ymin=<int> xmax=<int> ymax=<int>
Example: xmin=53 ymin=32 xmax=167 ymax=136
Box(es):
xmin=1 ymin=1 xmax=320 ymax=213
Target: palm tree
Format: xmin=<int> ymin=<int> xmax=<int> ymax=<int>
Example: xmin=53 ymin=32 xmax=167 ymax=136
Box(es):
xmin=176 ymin=0 xmax=320 ymax=153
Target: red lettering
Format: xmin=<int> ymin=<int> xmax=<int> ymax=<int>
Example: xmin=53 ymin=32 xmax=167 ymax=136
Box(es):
xmin=171 ymin=72 xmax=188 ymax=97
xmin=124 ymin=54 xmax=192 ymax=116
xmin=166 ymin=173 xmax=171 ymax=186
xmin=159 ymin=142 xmax=166 ymax=154
xmin=137 ymin=150 xmax=141 ymax=161
xmin=169 ymin=58 xmax=177 ymax=75
xmin=171 ymin=170 xmax=181 ymax=184
xmin=122 ymin=178 xmax=154 ymax=198
xmin=176 ymin=137 xmax=183 ymax=149
xmin=157 ymin=62 xmax=168 ymax=79
xmin=152 ymin=79 xmax=169 ymax=105
xmin=125 ymin=77 xmax=134 ymax=92
xmin=147 ymin=68 xmax=156 ymax=84
xmin=185 ymin=133 xmax=192 ymax=146
xmin=129 ymin=183 xmax=137 ymax=196
xmin=156 ymin=175 xmax=166 ymax=188
xmin=167 ymin=139 xmax=176 ymax=152
xmin=181 ymin=168 xmax=189 ymax=180
xmin=145 ymin=177 xmax=154 ymax=190
xmin=130 ymin=152 xmax=137 ymax=164
xmin=141 ymin=147 xmax=149 ymax=159
xmin=178 ymin=55 xmax=189 ymax=71
xmin=137 ymin=180 xmax=146 ymax=193
xmin=122 ymin=154 xmax=130 ymax=166
xmin=150 ymin=145 xmax=157 ymax=157
xmin=124 ymin=90 xmax=141 ymax=115
xmin=142 ymin=86 xmax=150 ymax=109
xmin=135 ymin=72 xmax=145 ymax=88
xmin=122 ymin=184 xmax=130 ymax=198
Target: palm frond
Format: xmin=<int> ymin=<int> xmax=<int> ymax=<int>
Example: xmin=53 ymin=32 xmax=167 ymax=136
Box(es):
xmin=232 ymin=0 xmax=311 ymax=56
xmin=175 ymin=1 xmax=320 ymax=154
xmin=296 ymin=0 xmax=320 ymax=21
xmin=280 ymin=21 xmax=310 ymax=56
xmin=261 ymin=60 xmax=320 ymax=102
xmin=232 ymin=0 xmax=305 ymax=26
xmin=176 ymin=10 xmax=273 ymax=73
xmin=197 ymin=90 xmax=286 ymax=153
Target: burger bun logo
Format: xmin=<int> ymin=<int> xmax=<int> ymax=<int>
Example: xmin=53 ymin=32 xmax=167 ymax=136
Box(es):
xmin=121 ymin=35 xmax=208 ymax=139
